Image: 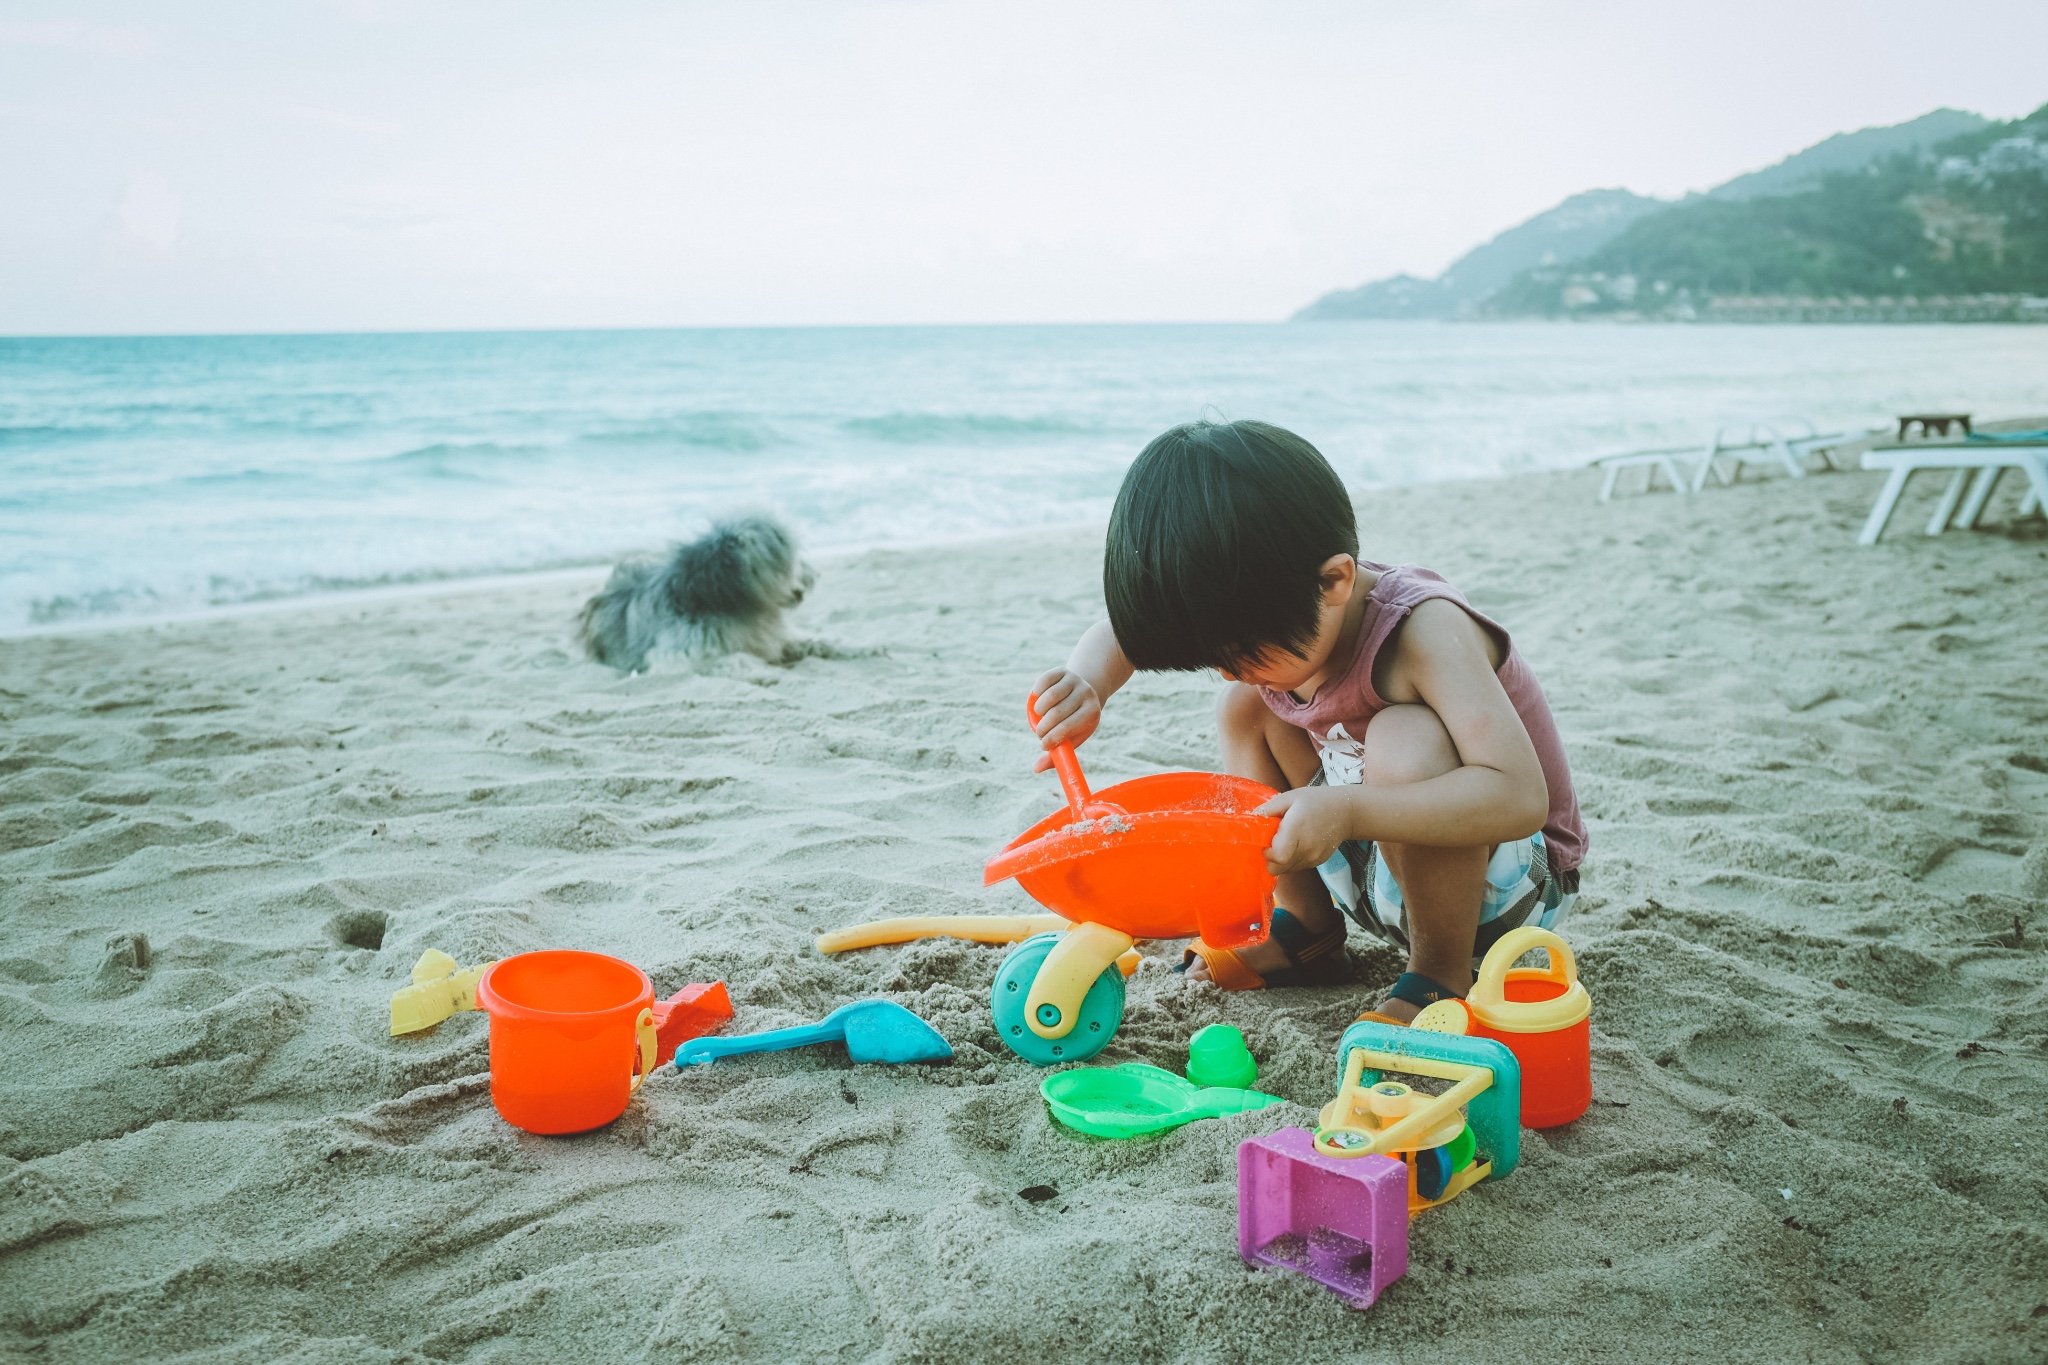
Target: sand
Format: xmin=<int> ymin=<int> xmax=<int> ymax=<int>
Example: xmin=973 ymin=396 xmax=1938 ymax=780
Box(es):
xmin=3 ymin=458 xmax=2046 ymax=1364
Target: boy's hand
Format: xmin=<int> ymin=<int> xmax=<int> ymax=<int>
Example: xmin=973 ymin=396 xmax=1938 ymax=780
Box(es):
xmin=1255 ymin=786 xmax=1351 ymax=875
xmin=1030 ymin=668 xmax=1101 ymax=772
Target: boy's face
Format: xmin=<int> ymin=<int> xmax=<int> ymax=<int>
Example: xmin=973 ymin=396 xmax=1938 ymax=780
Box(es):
xmin=1217 ymin=555 xmax=1359 ymax=694
xmin=1220 ymin=646 xmax=1321 ymax=692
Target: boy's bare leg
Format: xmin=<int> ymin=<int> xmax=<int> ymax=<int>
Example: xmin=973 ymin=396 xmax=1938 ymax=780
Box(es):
xmin=1184 ymin=684 xmax=1337 ymax=983
xmin=1363 ymin=704 xmax=1489 ymax=1021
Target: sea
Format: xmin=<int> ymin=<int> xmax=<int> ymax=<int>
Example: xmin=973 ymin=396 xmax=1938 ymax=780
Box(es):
xmin=4 ymin=322 xmax=2046 ymax=633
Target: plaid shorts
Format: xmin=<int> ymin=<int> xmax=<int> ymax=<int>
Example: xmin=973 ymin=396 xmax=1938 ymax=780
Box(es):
xmin=1309 ymin=774 xmax=1579 ymax=959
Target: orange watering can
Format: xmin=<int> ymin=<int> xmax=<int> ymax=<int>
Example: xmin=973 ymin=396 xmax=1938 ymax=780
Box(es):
xmin=981 ymin=698 xmax=1280 ymax=1064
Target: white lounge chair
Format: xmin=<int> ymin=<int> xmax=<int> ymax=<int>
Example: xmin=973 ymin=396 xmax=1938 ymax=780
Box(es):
xmin=1593 ymin=445 xmax=1708 ymax=502
xmin=1857 ymin=439 xmax=2048 ymax=544
xmin=1691 ymin=419 xmax=1862 ymax=492
xmin=1591 ymin=418 xmax=1861 ymax=502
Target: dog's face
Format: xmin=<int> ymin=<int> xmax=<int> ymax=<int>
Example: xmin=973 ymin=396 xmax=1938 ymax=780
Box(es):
xmin=778 ymin=557 xmax=817 ymax=609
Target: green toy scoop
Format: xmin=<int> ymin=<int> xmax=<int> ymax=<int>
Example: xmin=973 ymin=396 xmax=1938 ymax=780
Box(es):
xmin=1040 ymin=1063 xmax=1285 ymax=1138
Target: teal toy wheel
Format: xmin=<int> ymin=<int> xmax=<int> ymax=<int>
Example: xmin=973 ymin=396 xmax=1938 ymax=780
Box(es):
xmin=991 ymin=932 xmax=1125 ymax=1066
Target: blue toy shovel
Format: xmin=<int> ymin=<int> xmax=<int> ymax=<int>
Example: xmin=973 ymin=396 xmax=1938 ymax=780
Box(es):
xmin=671 ymin=1000 xmax=953 ymax=1067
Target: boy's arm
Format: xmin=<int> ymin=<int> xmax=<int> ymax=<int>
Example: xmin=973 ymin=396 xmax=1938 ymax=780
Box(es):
xmin=1262 ymin=600 xmax=1549 ymax=872
xmin=1030 ymin=619 xmax=1133 ymax=771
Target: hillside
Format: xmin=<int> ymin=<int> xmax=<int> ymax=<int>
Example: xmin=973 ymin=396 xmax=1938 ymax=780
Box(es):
xmin=1291 ymin=105 xmax=2038 ymax=322
xmin=1489 ymin=102 xmax=2048 ymax=319
xmin=1705 ymin=107 xmax=1987 ymax=200
xmin=1293 ymin=189 xmax=1666 ymax=320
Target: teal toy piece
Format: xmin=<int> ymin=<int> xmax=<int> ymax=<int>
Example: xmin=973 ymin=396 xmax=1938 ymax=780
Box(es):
xmin=1042 ymin=1063 xmax=1285 ymax=1138
xmin=672 ymin=1000 xmax=952 ymax=1067
xmin=991 ymin=932 xmax=1124 ymax=1065
xmin=1333 ymin=1021 xmax=1522 ymax=1180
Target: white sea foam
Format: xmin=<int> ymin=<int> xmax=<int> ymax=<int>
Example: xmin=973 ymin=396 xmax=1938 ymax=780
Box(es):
xmin=4 ymin=321 xmax=2046 ymax=631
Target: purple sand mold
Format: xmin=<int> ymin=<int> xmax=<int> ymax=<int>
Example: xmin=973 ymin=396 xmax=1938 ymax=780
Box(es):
xmin=1237 ymin=1127 xmax=1409 ymax=1309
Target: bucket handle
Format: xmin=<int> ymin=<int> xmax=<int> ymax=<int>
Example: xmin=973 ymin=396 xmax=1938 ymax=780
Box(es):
xmin=627 ymin=1007 xmax=656 ymax=1094
xmin=1469 ymin=925 xmax=1577 ymax=1013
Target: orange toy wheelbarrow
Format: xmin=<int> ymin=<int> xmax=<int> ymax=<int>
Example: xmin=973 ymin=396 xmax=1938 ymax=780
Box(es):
xmin=982 ymin=700 xmax=1280 ymax=1064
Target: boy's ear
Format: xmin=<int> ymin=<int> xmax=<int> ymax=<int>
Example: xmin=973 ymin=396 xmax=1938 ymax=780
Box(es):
xmin=1317 ymin=553 xmax=1358 ymax=606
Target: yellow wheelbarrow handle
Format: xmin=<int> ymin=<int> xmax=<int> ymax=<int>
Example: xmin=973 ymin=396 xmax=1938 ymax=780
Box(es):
xmin=815 ymin=914 xmax=1141 ymax=976
xmin=816 ymin=914 xmax=1069 ymax=953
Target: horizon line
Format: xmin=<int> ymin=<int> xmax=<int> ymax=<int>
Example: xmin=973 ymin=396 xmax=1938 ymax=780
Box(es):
xmin=0 ymin=317 xmax=1326 ymax=344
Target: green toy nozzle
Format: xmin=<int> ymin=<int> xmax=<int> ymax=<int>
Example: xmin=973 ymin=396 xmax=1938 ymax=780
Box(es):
xmin=1186 ymin=1024 xmax=1257 ymax=1090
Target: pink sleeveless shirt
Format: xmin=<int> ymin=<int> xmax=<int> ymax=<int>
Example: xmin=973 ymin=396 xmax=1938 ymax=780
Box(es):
xmin=1258 ymin=562 xmax=1586 ymax=873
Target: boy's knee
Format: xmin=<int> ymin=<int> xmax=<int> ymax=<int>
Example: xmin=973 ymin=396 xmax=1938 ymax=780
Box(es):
xmin=1363 ymin=704 xmax=1460 ymax=786
xmin=1216 ymin=681 xmax=1267 ymax=737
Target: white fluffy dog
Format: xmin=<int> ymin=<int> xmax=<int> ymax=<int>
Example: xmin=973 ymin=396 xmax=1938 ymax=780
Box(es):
xmin=578 ymin=516 xmax=818 ymax=672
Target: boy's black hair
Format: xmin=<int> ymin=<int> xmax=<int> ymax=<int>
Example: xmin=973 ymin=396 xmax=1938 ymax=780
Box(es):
xmin=1105 ymin=420 xmax=1358 ymax=673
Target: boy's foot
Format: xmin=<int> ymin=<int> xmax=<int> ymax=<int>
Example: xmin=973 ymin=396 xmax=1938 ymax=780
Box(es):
xmin=1181 ymin=934 xmax=1287 ymax=984
xmin=1180 ymin=907 xmax=1349 ymax=990
xmin=1365 ymin=998 xmax=1422 ymax=1024
xmin=1356 ymin=970 xmax=1471 ymax=1026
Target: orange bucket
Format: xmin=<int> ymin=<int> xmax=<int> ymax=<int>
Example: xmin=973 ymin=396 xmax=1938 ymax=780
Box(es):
xmin=1463 ymin=927 xmax=1591 ymax=1129
xmin=476 ymin=950 xmax=657 ymax=1135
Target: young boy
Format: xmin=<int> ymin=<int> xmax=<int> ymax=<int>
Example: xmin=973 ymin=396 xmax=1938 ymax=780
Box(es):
xmin=1031 ymin=420 xmax=1583 ymax=1022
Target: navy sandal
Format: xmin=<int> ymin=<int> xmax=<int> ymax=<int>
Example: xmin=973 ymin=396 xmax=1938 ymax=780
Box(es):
xmin=1386 ymin=971 xmax=1466 ymax=1011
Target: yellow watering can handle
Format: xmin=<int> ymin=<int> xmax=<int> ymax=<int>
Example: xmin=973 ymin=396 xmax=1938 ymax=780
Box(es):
xmin=1472 ymin=926 xmax=1575 ymax=1003
xmin=1468 ymin=926 xmax=1588 ymax=1031
xmin=627 ymin=1007 xmax=656 ymax=1094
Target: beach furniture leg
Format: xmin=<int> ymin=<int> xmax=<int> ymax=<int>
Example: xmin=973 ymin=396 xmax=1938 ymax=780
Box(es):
xmin=1800 ymin=433 xmax=1845 ymax=472
xmin=1858 ymin=466 xmax=1912 ymax=545
xmin=1659 ymin=458 xmax=1687 ymax=495
xmin=1599 ymin=464 xmax=1620 ymax=503
xmin=2017 ymin=456 xmax=2047 ymax=517
xmin=1954 ymin=467 xmax=2001 ymax=529
xmin=1688 ymin=433 xmax=1715 ymax=492
xmin=1925 ymin=468 xmax=1970 ymax=536
xmin=1776 ymin=436 xmax=1804 ymax=479
xmin=1708 ymin=430 xmax=1735 ymax=488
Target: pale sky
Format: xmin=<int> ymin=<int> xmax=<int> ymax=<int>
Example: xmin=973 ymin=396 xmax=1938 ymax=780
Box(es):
xmin=3 ymin=1 xmax=2044 ymax=335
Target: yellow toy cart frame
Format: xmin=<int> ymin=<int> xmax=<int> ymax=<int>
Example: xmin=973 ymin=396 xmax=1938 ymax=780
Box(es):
xmin=1315 ymin=1019 xmax=1523 ymax=1214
